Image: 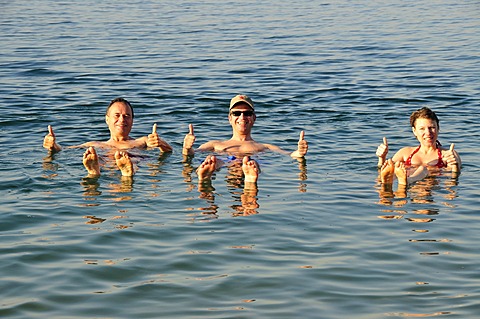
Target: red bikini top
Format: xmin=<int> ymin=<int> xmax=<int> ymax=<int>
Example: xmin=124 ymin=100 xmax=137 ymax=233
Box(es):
xmin=405 ymin=141 xmax=445 ymax=168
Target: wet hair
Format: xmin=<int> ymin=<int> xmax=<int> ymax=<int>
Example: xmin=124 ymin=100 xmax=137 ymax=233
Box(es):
xmin=409 ymin=107 xmax=439 ymax=128
xmin=106 ymin=97 xmax=134 ymax=118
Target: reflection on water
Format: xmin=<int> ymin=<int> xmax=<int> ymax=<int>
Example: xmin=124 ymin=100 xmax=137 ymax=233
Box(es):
xmin=77 ymin=151 xmax=174 ymax=202
xmin=2 ymin=0 xmax=478 ymax=317
xmin=389 ymin=311 xmax=451 ymax=317
xmin=235 ymin=188 xmax=260 ymax=217
xmin=184 ymin=155 xmax=309 ymax=218
xmin=377 ymin=172 xmax=458 ymax=222
xmin=81 ymin=176 xmax=102 ymax=199
xmin=83 ymin=215 xmax=106 ymax=224
xmin=42 ymin=154 xmax=59 ymax=179
xmin=376 ymin=169 xmax=461 ymax=316
xmin=377 ymin=171 xmax=458 ymax=208
xmin=146 ymin=152 xmax=171 ymax=173
xmin=107 ymin=176 xmax=134 ymax=196
xmin=80 ymin=173 xmax=134 ymax=200
xmin=197 ymin=180 xmax=219 ymax=219
xmin=182 ymin=156 xmax=264 ymax=218
xmin=297 ymin=158 xmax=308 ymax=193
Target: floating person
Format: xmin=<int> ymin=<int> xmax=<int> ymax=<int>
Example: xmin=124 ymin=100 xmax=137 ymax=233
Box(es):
xmin=376 ymin=106 xmax=461 ymax=186
xmin=182 ymin=94 xmax=308 ymax=184
xmin=43 ymin=97 xmax=172 ymax=177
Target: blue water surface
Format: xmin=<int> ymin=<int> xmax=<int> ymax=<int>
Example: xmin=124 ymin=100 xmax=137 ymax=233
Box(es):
xmin=1 ymin=0 xmax=479 ymax=318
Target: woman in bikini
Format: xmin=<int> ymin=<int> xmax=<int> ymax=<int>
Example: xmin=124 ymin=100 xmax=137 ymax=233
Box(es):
xmin=376 ymin=107 xmax=461 ymax=185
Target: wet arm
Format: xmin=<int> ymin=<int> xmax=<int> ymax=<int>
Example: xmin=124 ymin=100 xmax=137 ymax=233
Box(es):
xmin=157 ymin=139 xmax=173 ymax=152
xmin=263 ymin=131 xmax=308 ymax=158
xmin=263 ymin=143 xmax=290 ymax=155
xmin=263 ymin=143 xmax=305 ymax=158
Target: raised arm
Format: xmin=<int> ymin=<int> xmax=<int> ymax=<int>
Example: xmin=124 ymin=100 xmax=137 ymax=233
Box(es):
xmin=376 ymin=137 xmax=388 ymax=168
xmin=43 ymin=125 xmax=62 ymax=152
xmin=182 ymin=124 xmax=196 ymax=156
xmin=147 ymin=123 xmax=173 ymax=152
xmin=261 ymin=131 xmax=308 ymax=157
xmin=290 ymin=131 xmax=308 ymax=158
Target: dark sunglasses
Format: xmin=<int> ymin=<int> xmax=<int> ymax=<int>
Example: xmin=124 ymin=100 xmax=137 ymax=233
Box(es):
xmin=230 ymin=110 xmax=255 ymax=117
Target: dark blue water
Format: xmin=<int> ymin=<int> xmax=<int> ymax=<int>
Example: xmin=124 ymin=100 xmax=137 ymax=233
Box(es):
xmin=1 ymin=0 xmax=479 ymax=318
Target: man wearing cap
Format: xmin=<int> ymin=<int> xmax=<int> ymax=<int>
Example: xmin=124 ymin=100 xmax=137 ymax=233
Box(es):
xmin=182 ymin=94 xmax=308 ymax=182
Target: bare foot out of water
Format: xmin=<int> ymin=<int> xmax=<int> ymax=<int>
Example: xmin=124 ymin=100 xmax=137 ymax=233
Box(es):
xmin=242 ymin=156 xmax=260 ymax=183
xmin=380 ymin=159 xmax=395 ymax=184
xmin=197 ymin=155 xmax=217 ymax=181
xmin=83 ymin=146 xmax=101 ymax=176
xmin=395 ymin=161 xmax=408 ymax=185
xmin=115 ymin=151 xmax=134 ymax=177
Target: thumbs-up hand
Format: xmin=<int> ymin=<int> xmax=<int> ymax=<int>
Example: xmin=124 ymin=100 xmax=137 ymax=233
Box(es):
xmin=376 ymin=137 xmax=389 ymax=159
xmin=147 ymin=123 xmax=160 ymax=148
xmin=297 ymin=131 xmax=308 ymax=157
xmin=146 ymin=123 xmax=172 ymax=152
xmin=444 ymin=143 xmax=458 ymax=172
xmin=291 ymin=131 xmax=308 ymax=158
xmin=183 ymin=124 xmax=196 ymax=155
xmin=43 ymin=125 xmax=59 ymax=151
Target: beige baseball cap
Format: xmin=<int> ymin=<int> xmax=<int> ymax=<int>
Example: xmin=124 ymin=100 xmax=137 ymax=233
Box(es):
xmin=229 ymin=94 xmax=254 ymax=110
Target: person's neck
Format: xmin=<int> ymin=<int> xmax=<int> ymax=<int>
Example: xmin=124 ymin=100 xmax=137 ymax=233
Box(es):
xmin=231 ymin=133 xmax=254 ymax=142
xmin=419 ymin=143 xmax=438 ymax=154
xmin=109 ymin=135 xmax=130 ymax=142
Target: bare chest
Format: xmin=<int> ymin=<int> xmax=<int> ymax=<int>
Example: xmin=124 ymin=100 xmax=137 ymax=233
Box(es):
xmin=90 ymin=138 xmax=146 ymax=150
xmin=214 ymin=141 xmax=267 ymax=155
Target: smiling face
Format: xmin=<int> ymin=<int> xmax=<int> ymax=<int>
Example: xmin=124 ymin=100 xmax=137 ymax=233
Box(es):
xmin=105 ymin=101 xmax=134 ymax=138
xmin=228 ymin=102 xmax=256 ymax=135
xmin=412 ymin=117 xmax=439 ymax=147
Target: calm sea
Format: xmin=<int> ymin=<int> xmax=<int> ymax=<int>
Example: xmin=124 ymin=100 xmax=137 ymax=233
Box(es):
xmin=1 ymin=0 xmax=479 ymax=318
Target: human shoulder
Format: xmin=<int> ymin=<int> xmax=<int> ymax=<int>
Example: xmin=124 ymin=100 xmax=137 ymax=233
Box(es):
xmin=81 ymin=137 xmax=147 ymax=149
xmin=70 ymin=141 xmax=105 ymax=148
xmin=392 ymin=146 xmax=416 ymax=162
xmin=198 ymin=140 xmax=221 ymax=151
xmin=262 ymin=143 xmax=283 ymax=152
